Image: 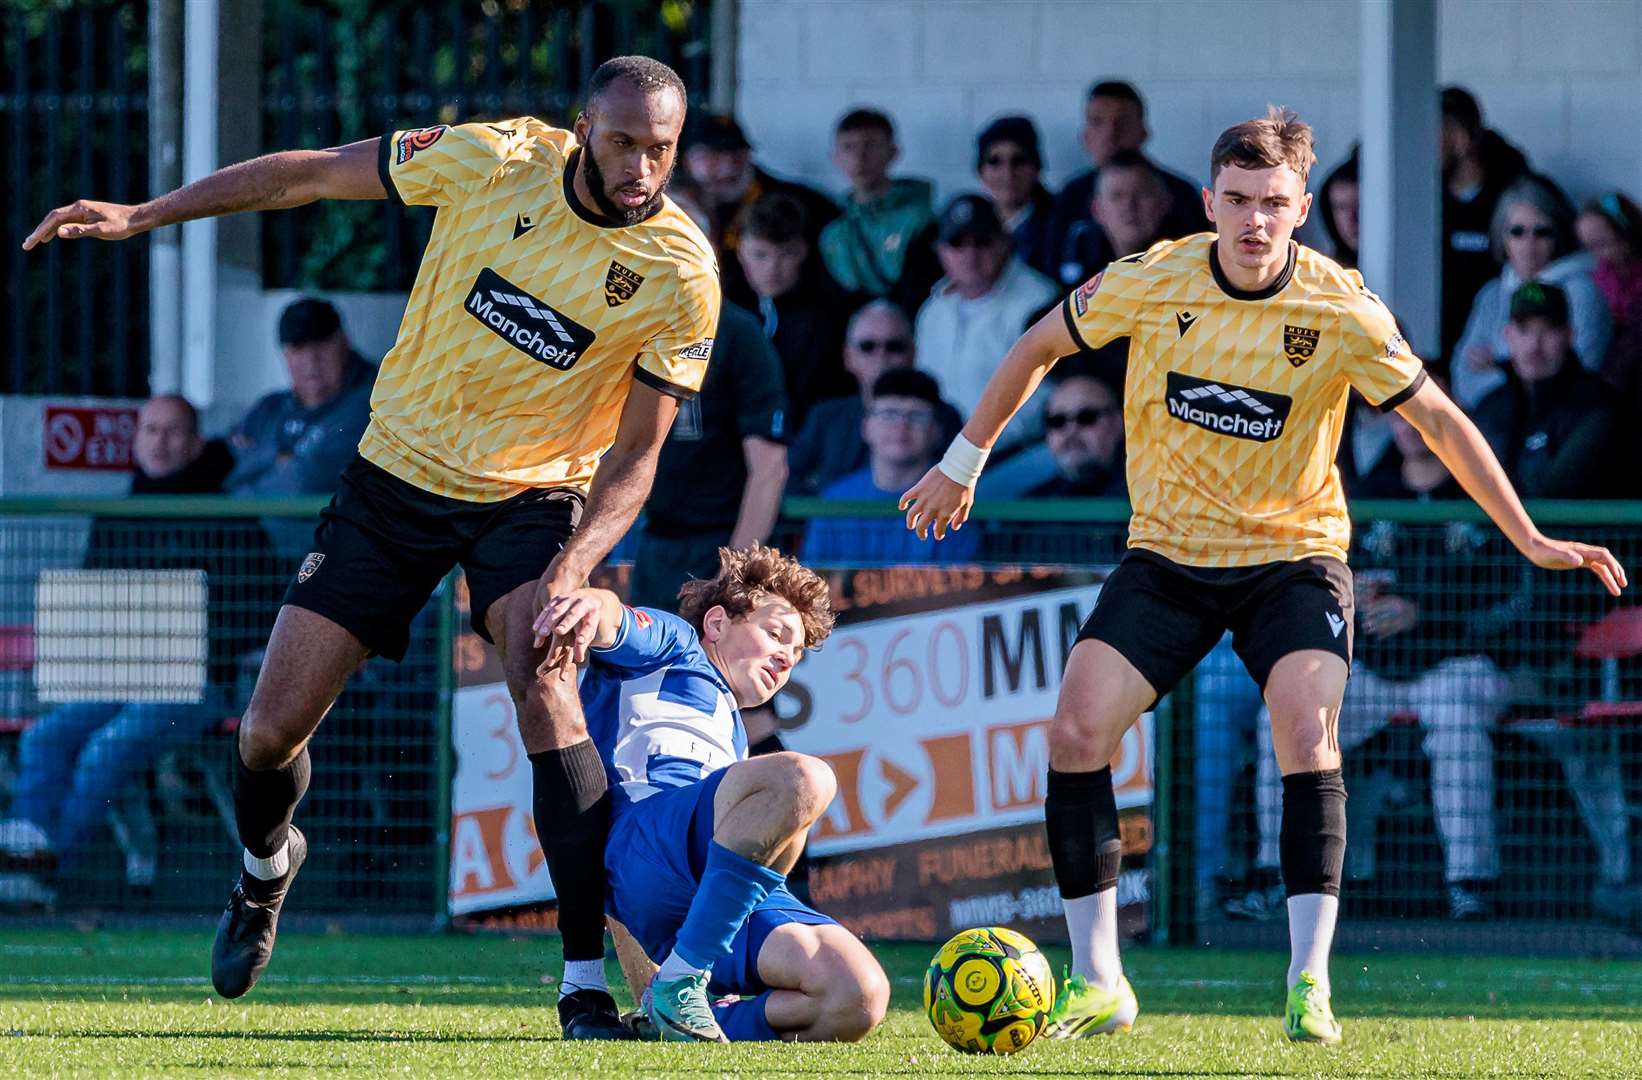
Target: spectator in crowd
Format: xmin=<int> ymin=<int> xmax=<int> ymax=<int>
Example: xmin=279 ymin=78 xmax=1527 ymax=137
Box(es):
xmin=915 ymin=194 xmax=1059 ymax=441
xmin=684 ymin=113 xmax=838 ymax=308
xmin=818 ymin=108 xmax=942 ymax=316
xmin=1472 ymin=283 xmax=1622 ymax=498
xmin=1450 ymin=176 xmax=1610 ymax=408
xmin=228 ymin=297 xmax=376 ymax=556
xmin=628 ymin=300 xmax=789 ymax=610
xmin=1051 ymin=80 xmax=1208 ymax=287
xmin=1577 ymin=193 xmax=1642 ymax=418
xmin=736 ymin=192 xmax=862 ymax=429
xmin=1318 ymin=146 xmax=1360 ymax=269
xmin=786 ymin=300 xmax=961 ymax=496
xmin=1440 ymin=86 xmax=1532 ymax=361
xmin=804 ymin=370 xmax=980 ymax=566
xmin=0 ymin=395 xmax=277 ymax=908
xmin=976 ymin=115 xmax=1058 ymax=280
xmin=1057 ymin=149 xmax=1174 ymax=290
xmin=1025 ymin=370 xmax=1126 ymax=498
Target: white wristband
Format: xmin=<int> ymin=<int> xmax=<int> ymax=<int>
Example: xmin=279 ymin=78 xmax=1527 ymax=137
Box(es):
xmin=937 ymin=434 xmax=990 ymax=488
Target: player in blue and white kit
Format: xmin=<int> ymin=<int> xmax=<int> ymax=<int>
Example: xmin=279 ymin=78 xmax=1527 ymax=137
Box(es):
xmin=536 ymin=545 xmax=889 ymax=1043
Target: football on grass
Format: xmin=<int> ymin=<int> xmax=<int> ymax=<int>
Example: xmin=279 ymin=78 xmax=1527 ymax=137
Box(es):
xmin=924 ymin=926 xmax=1056 ymax=1054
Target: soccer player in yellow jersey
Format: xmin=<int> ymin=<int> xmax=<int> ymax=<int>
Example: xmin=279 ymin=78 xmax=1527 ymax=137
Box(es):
xmin=23 ymin=56 xmax=717 ymax=1039
xmin=901 ymin=108 xmax=1627 ymax=1045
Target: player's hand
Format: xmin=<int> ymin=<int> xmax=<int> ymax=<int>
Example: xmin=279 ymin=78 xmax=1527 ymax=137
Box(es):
xmin=22 ymin=200 xmax=142 ymax=250
xmin=531 ymin=553 xmax=584 ymax=656
xmin=536 ymin=589 xmax=603 ymax=666
xmin=899 ymin=467 xmax=973 ymax=541
xmin=1524 ymin=534 xmax=1628 ymax=597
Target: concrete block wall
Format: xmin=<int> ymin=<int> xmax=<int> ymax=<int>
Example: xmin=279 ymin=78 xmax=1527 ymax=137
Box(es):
xmin=736 ymin=0 xmax=1642 ymax=210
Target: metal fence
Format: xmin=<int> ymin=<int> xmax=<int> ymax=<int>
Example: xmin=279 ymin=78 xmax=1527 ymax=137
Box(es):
xmin=0 ymin=496 xmax=453 ymax=917
xmin=2 ymin=496 xmax=1639 ymax=957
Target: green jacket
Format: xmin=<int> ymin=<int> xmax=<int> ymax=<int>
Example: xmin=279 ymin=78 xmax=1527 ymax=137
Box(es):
xmin=819 ymin=178 xmax=937 ymax=300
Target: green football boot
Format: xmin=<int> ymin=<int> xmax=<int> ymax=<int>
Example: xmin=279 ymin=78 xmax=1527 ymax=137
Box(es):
xmin=645 ymin=971 xmax=729 ymax=1043
xmin=1045 ymin=970 xmax=1139 ymax=1038
xmin=1283 ymin=970 xmax=1343 ymax=1045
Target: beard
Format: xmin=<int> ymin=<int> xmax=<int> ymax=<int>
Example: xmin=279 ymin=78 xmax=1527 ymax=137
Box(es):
xmin=580 ymin=139 xmax=672 ymax=226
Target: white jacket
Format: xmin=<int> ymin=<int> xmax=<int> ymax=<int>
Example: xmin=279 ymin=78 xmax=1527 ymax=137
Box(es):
xmin=1450 ymin=252 xmax=1612 ymax=409
xmin=914 ymin=258 xmax=1061 ymax=441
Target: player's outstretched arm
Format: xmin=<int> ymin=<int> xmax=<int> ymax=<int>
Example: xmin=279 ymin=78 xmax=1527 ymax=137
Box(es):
xmin=900 ymin=307 xmax=1077 ymax=540
xmin=534 ymin=587 xmax=623 ymax=665
xmin=1396 ymin=377 xmax=1628 ymax=596
xmin=534 ymin=382 xmax=680 ymax=639
xmin=21 ymin=137 xmax=385 ymax=251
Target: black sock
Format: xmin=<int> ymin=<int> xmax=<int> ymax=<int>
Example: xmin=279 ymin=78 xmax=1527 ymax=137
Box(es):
xmin=748 ymin=732 xmax=786 ymax=757
xmin=1045 ymin=766 xmax=1121 ymax=900
xmin=233 ymin=743 xmax=310 ymax=859
xmin=1279 ymin=769 xmax=1347 ymax=897
xmin=530 ymin=740 xmax=611 ymax=963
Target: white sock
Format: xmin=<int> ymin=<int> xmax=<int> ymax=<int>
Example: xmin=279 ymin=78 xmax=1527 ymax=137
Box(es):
xmin=1064 ymin=888 xmax=1123 ymax=991
xmin=243 ymin=844 xmax=289 ymax=881
xmin=1286 ymin=892 xmax=1339 ymax=992
xmin=559 ymin=958 xmax=609 ymax=999
xmin=655 ymin=948 xmax=709 ymax=983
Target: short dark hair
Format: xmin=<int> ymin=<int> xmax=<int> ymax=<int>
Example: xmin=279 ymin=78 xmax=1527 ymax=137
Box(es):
xmin=1096 ymin=148 xmax=1163 ymax=193
xmin=1210 ymin=105 xmax=1315 ymax=184
xmin=976 ymin=115 xmax=1042 ymax=171
xmin=1440 ymin=86 xmax=1482 ymax=135
xmin=1088 ymin=80 xmax=1145 ymax=118
xmin=741 ymin=193 xmax=808 ymax=245
xmin=836 ymin=107 xmax=894 ymax=140
xmin=870 ymin=368 xmax=942 ymax=409
xmin=586 ymin=55 xmax=685 ymax=108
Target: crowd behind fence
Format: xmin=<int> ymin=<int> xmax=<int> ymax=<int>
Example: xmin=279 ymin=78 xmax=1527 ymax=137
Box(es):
xmin=1 ymin=497 xmax=1638 ymax=957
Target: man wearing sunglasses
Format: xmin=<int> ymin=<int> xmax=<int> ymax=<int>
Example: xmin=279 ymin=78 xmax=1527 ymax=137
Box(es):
xmin=1027 ymin=371 xmax=1127 ymax=499
xmin=786 ymin=301 xmax=961 ymax=495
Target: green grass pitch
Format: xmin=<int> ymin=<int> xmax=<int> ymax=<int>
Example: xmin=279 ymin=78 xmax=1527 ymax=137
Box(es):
xmin=3 ymin=928 xmax=1641 ymax=1077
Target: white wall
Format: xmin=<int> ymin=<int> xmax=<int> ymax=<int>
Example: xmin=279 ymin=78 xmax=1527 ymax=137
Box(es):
xmin=737 ymin=0 xmax=1642 ymax=208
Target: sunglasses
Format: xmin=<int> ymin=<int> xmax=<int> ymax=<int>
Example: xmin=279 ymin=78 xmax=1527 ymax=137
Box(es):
xmin=983 ymin=154 xmax=1033 ymax=169
xmin=850 ymin=338 xmax=912 ymax=356
xmin=1046 ymin=407 xmax=1117 ymax=430
xmin=1507 ymin=224 xmax=1555 ymax=240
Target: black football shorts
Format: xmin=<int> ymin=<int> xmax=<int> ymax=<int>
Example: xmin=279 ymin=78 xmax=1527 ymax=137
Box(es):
xmin=1075 ymin=547 xmax=1354 ymax=702
xmin=283 ymin=456 xmax=583 ymax=660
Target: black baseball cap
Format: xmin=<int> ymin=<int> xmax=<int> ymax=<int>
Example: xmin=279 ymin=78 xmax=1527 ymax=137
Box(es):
xmin=1508 ymin=281 xmax=1569 ymax=326
xmin=976 ymin=115 xmax=1043 ymax=170
xmin=937 ymin=194 xmax=1006 ymax=245
xmin=278 ymin=298 xmax=342 ymax=346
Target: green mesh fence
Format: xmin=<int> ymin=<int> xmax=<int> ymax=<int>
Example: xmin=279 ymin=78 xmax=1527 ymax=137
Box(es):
xmin=0 ymin=497 xmax=452 ymax=920
xmin=2 ymin=496 xmax=1638 ymax=955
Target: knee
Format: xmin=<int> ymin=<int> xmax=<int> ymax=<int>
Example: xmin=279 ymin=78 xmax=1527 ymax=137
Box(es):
xmin=1049 ymin=709 xmax=1121 ymax=770
xmin=238 ymin=712 xmax=302 ymax=772
xmin=816 ymin=959 xmax=890 ymax=1042
xmin=760 ymin=752 xmax=837 ymax=828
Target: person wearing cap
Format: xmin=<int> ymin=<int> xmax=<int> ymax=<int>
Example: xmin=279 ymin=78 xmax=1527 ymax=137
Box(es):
xmin=1050 ymin=81 xmax=1208 ymax=287
xmin=1472 ymin=282 xmax=1623 ymax=498
xmin=914 ymin=193 xmax=1058 ymax=445
xmin=976 ymin=115 xmax=1058 ymax=280
xmin=228 ymin=298 xmax=377 ymax=553
xmin=682 ymin=113 xmax=837 ymax=308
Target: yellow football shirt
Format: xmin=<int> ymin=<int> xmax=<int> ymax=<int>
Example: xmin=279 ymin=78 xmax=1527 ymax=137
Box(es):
xmin=362 ymin=118 xmax=720 ymax=501
xmin=1063 ymin=234 xmax=1426 ymax=567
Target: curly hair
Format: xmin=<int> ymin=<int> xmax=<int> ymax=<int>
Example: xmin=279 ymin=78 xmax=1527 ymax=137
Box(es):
xmin=677 ymin=544 xmax=836 ymax=648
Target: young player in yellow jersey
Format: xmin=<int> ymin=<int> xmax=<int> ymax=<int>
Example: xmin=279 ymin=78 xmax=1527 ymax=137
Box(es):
xmin=24 ymin=57 xmax=719 ymax=1039
xmin=901 ymin=107 xmax=1627 ymax=1045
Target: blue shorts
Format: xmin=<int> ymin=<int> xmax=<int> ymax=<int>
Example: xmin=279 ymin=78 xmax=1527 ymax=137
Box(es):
xmin=605 ymin=767 xmax=837 ymax=996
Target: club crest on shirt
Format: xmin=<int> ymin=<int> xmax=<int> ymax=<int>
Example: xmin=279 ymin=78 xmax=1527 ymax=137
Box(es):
xmin=395 ymin=125 xmax=447 ymax=165
xmin=297 ymin=552 xmax=325 ymax=583
xmin=1283 ymin=324 xmax=1320 ymax=367
xmin=604 ymin=261 xmax=645 ymax=307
